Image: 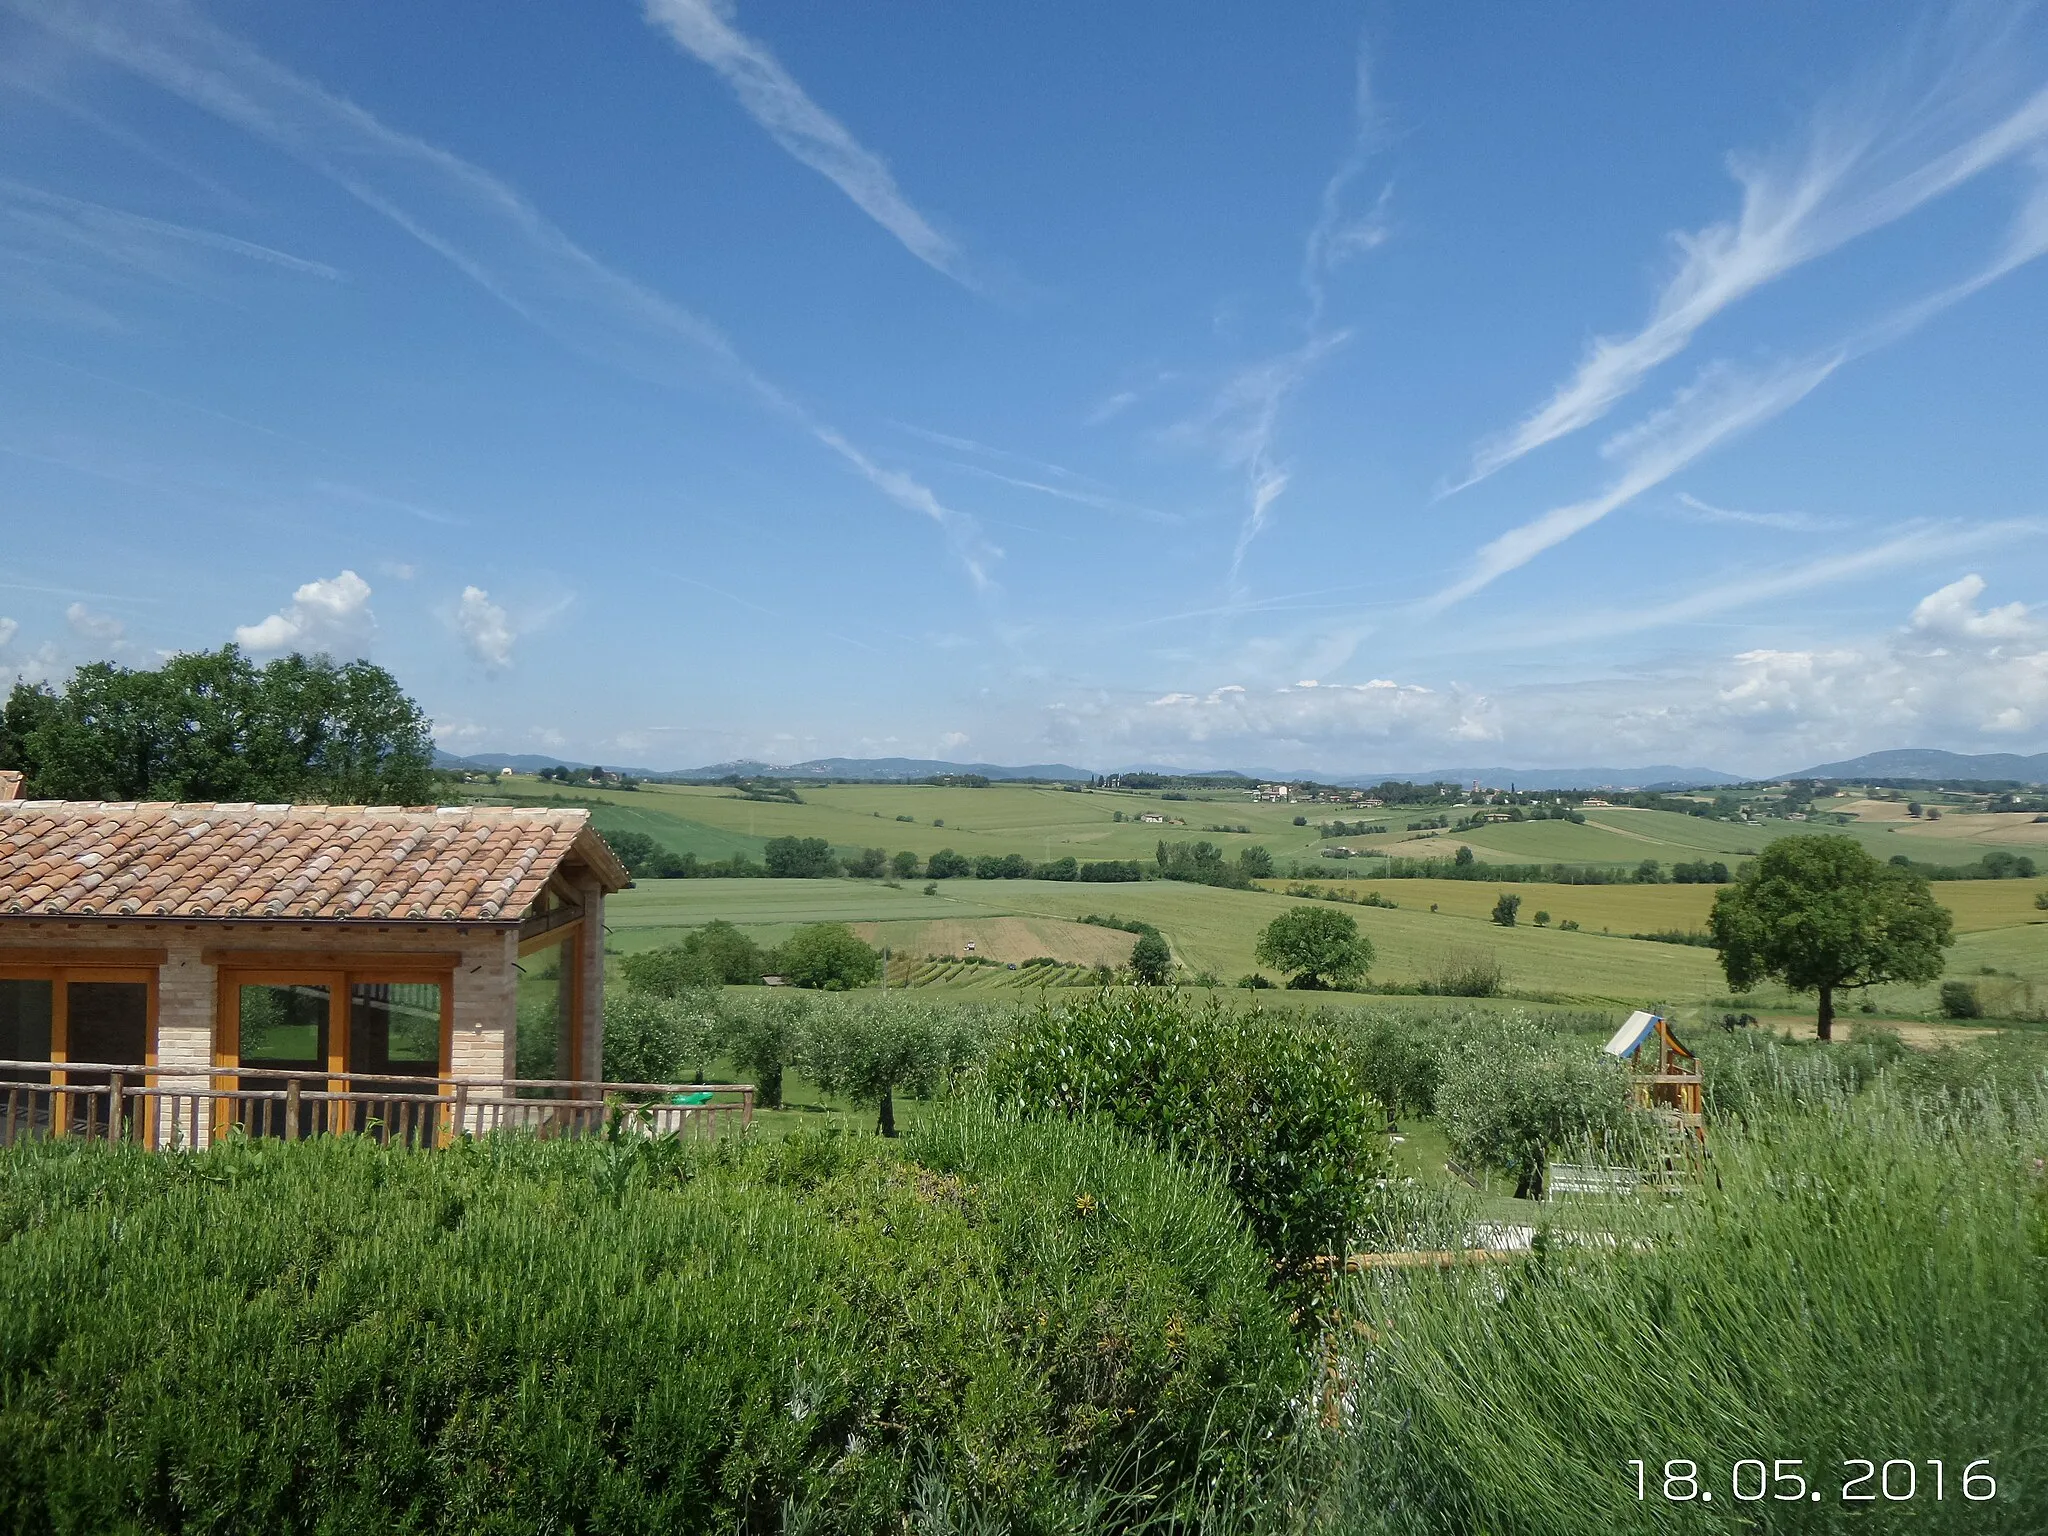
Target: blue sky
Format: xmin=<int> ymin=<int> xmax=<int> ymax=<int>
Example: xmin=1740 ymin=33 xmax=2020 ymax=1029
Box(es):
xmin=4 ymin=1 xmax=2047 ymax=775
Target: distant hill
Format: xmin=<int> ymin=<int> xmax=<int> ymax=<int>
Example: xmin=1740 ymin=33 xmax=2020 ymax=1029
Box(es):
xmin=709 ymin=757 xmax=1095 ymax=782
xmin=438 ymin=748 xmax=1751 ymax=790
xmin=1786 ymin=748 xmax=2048 ymax=784
xmin=1325 ymin=765 xmax=1747 ymax=791
xmin=439 ymin=750 xmax=1094 ymax=782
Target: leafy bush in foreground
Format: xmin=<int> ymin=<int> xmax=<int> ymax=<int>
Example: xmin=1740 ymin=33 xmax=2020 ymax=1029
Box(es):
xmin=986 ymin=989 xmax=1387 ymax=1289
xmin=0 ymin=1116 xmax=1299 ymax=1534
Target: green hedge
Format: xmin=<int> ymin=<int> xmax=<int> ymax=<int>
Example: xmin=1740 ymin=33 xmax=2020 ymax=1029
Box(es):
xmin=0 ymin=1114 xmax=1299 ymax=1534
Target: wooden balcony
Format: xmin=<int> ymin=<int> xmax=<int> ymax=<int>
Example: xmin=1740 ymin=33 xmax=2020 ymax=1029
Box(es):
xmin=0 ymin=1060 xmax=753 ymax=1150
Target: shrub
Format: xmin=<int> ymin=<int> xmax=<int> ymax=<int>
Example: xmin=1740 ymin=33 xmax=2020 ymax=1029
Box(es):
xmin=985 ymin=990 xmax=1388 ymax=1288
xmin=0 ymin=1123 xmax=1301 ymax=1531
xmin=1425 ymin=945 xmax=1505 ymax=997
xmin=1940 ymin=979 xmax=1983 ymax=1019
xmin=1490 ymin=892 xmax=1521 ymax=926
xmin=1236 ymin=972 xmax=1276 ymax=989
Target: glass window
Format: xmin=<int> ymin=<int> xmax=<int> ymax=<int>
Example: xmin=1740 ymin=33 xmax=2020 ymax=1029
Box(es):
xmin=515 ymin=939 xmax=574 ymax=1091
xmin=239 ymin=983 xmax=329 ymax=1069
xmin=66 ymin=981 xmax=148 ymax=1068
xmin=0 ymin=980 xmax=53 ymax=1084
xmin=350 ymin=983 xmax=442 ymax=1081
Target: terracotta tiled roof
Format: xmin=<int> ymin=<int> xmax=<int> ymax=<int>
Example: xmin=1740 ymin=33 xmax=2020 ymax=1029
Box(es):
xmin=0 ymin=803 xmax=629 ymax=922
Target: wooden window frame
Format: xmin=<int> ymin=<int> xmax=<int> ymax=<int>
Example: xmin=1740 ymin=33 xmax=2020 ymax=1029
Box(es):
xmin=0 ymin=961 xmax=160 ymax=1140
xmin=214 ymin=963 xmax=457 ymax=1104
xmin=515 ymin=923 xmax=584 ymax=1086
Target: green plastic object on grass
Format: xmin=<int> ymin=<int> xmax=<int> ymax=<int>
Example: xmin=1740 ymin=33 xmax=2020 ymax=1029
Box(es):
xmin=670 ymin=1091 xmax=715 ymax=1106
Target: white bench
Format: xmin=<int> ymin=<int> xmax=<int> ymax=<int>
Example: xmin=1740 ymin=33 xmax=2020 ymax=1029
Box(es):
xmin=1546 ymin=1162 xmax=1638 ymax=1199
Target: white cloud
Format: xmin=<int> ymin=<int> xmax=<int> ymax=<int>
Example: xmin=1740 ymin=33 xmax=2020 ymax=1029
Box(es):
xmin=65 ymin=602 xmax=125 ymax=645
xmin=1673 ymin=491 xmax=1842 ymax=532
xmin=233 ymin=569 xmax=375 ymax=655
xmin=1909 ymin=572 xmax=2042 ymax=641
xmin=0 ymin=617 xmax=16 ymax=648
xmin=1053 ymin=578 xmax=2048 ymax=773
xmin=456 ymin=586 xmax=516 ymax=669
xmin=1455 ymin=25 xmax=2048 ymax=489
xmin=642 ymin=0 xmax=974 ymax=288
xmin=939 ymin=730 xmax=969 ymax=750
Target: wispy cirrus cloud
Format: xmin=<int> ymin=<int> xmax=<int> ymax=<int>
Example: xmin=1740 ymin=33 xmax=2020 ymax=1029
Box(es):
xmin=1518 ymin=521 xmax=2044 ymax=647
xmin=640 ymin=0 xmax=975 ymax=289
xmin=14 ymin=0 xmax=997 ymax=590
xmin=1673 ymin=491 xmax=1843 ymax=533
xmin=1452 ymin=22 xmax=2048 ymax=492
xmin=1184 ymin=37 xmax=1391 ymax=587
xmin=1425 ymin=145 xmax=2048 ymax=615
xmin=1423 ymin=352 xmax=1843 ymax=614
xmin=0 ymin=178 xmax=340 ymax=281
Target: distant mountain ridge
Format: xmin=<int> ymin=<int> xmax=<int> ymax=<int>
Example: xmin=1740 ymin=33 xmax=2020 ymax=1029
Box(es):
xmin=1787 ymin=748 xmax=2048 ymax=783
xmin=1326 ymin=765 xmax=1746 ymax=791
xmin=437 ymin=746 xmax=2047 ymax=789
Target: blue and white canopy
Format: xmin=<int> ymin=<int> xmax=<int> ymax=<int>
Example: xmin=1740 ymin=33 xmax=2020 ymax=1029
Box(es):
xmin=1603 ymin=1010 xmax=1663 ymax=1059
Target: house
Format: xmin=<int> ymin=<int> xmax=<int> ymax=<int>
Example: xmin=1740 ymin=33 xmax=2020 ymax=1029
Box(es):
xmin=1253 ymin=784 xmax=1290 ymax=802
xmin=0 ymin=801 xmax=743 ymax=1147
xmin=1138 ymin=812 xmax=1166 ymax=824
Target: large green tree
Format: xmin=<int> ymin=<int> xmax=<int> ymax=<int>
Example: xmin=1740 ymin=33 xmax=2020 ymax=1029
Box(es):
xmin=1 ymin=646 xmax=433 ymax=803
xmin=771 ymin=923 xmax=881 ymax=990
xmin=1709 ymin=834 xmax=1954 ymax=1041
xmin=1254 ymin=906 xmax=1374 ymax=990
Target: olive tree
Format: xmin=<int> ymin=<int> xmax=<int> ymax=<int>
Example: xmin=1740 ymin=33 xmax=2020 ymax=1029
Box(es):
xmin=1434 ymin=1019 xmax=1636 ymax=1199
xmin=1253 ymin=906 xmax=1373 ymax=990
xmin=1709 ymin=834 xmax=1954 ymax=1041
xmin=800 ymin=997 xmax=984 ymax=1136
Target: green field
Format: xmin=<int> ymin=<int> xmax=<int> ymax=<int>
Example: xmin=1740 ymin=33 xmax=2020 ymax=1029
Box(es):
xmin=472 ymin=775 xmax=2047 ymax=883
xmin=467 ymin=773 xmax=2047 ymax=1019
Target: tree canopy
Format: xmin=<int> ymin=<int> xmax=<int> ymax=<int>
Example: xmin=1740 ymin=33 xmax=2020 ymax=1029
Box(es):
xmin=1253 ymin=906 xmax=1374 ymax=990
xmin=1709 ymin=834 xmax=1955 ymax=1040
xmin=771 ymin=923 xmax=880 ymax=990
xmin=1128 ymin=930 xmax=1173 ymax=985
xmin=763 ymin=837 xmax=838 ymax=878
xmin=1 ymin=647 xmax=433 ymax=803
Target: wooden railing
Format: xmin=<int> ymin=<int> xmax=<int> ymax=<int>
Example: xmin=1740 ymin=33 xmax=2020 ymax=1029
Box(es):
xmin=0 ymin=1061 xmax=753 ymax=1150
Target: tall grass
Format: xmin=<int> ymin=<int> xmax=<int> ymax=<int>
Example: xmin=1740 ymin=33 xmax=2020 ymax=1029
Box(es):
xmin=0 ymin=1117 xmax=1300 ymax=1534
xmin=1307 ymin=1079 xmax=2048 ymax=1533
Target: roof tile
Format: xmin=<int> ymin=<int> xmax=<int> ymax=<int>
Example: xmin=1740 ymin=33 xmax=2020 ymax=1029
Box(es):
xmin=0 ymin=803 xmax=626 ymax=923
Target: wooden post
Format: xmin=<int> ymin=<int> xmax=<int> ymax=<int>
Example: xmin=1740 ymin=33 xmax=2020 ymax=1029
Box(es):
xmin=451 ymin=1081 xmax=469 ymax=1144
xmin=284 ymin=1078 xmax=301 ymax=1142
xmin=108 ymin=1072 xmax=125 ymax=1144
